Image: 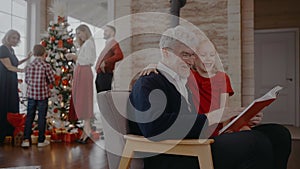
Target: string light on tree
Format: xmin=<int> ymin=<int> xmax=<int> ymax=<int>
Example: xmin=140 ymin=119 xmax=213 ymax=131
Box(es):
xmin=41 ymin=0 xmax=76 ymax=128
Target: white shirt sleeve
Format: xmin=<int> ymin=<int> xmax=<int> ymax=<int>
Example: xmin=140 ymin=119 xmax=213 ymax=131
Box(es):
xmin=77 ymin=38 xmax=97 ymax=65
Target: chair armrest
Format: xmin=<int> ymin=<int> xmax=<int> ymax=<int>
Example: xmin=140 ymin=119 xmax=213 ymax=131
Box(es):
xmin=124 ymin=134 xmax=214 ymax=145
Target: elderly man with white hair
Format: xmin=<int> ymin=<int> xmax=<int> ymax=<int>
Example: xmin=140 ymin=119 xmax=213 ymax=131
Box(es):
xmin=128 ymin=25 xmax=289 ymax=169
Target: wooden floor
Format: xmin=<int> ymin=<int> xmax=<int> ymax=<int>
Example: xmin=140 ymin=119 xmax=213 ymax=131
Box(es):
xmin=0 ymin=140 xmax=108 ymax=169
xmin=0 ymin=127 xmax=299 ymax=169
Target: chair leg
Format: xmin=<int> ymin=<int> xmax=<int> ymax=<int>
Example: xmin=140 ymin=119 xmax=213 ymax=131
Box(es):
xmin=118 ymin=141 xmax=134 ymax=169
xmin=197 ymin=145 xmax=214 ymax=169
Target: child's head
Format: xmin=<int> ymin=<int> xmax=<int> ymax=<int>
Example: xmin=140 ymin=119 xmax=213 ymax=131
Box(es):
xmin=194 ymin=39 xmax=223 ymax=75
xmin=33 ymin=44 xmax=46 ymax=57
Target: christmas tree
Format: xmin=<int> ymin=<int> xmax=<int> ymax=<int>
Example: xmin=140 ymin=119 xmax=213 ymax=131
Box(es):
xmin=41 ymin=0 xmax=76 ymax=128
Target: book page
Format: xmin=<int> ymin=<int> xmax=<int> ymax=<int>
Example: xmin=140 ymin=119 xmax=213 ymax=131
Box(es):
xmin=218 ymin=85 xmax=283 ymax=134
xmin=256 ymin=85 xmax=283 ymax=102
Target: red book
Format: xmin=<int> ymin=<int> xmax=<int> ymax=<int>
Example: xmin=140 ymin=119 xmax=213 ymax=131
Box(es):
xmin=219 ymin=85 xmax=283 ymax=134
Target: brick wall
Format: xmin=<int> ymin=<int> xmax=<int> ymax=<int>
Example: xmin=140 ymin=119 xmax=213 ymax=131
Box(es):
xmin=113 ymin=0 xmax=243 ymax=106
xmin=43 ymin=0 xmax=246 ymax=106
xmin=113 ymin=0 xmax=170 ymax=90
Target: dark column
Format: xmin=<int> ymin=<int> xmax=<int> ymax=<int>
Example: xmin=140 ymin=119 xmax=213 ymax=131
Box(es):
xmin=170 ymin=0 xmax=186 ymax=27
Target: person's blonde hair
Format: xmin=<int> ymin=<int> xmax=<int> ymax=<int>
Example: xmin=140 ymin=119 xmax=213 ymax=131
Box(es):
xmin=33 ymin=44 xmax=46 ymax=56
xmin=75 ymin=24 xmax=92 ymax=47
xmin=190 ymin=28 xmax=224 ymax=73
xmin=195 ymin=39 xmax=224 ymax=73
xmin=1 ymin=29 xmax=21 ymax=45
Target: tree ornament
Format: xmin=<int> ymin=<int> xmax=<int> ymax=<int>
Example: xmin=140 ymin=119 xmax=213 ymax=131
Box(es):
xmin=50 ymin=36 xmax=56 ymax=42
xmin=55 ymin=53 xmax=60 ymax=59
xmin=58 ymin=40 xmax=63 ymax=48
xmin=67 ymin=38 xmax=73 ymax=44
xmin=40 ymin=40 xmax=47 ymax=47
xmin=61 ymin=66 xmax=68 ymax=73
xmin=58 ymin=16 xmax=65 ymax=23
xmin=62 ymin=79 xmax=69 ymax=86
xmin=49 ymin=0 xmax=67 ymax=23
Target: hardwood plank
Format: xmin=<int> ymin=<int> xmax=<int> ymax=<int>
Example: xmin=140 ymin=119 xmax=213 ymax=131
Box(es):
xmin=0 ymin=140 xmax=108 ymax=169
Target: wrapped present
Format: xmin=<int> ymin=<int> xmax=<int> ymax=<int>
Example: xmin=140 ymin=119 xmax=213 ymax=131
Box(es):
xmin=4 ymin=136 xmax=13 ymax=144
xmin=31 ymin=135 xmax=38 ymax=144
xmin=45 ymin=130 xmax=52 ymax=135
xmin=46 ymin=135 xmax=51 ymax=142
xmin=50 ymin=132 xmax=63 ymax=142
xmin=63 ymin=133 xmax=77 ymax=143
xmin=14 ymin=131 xmax=24 ymax=146
xmin=32 ymin=135 xmax=51 ymax=144
xmin=70 ymin=128 xmax=83 ymax=140
xmin=32 ymin=130 xmax=51 ymax=137
xmin=50 ymin=128 xmax=67 ymax=142
xmin=54 ymin=128 xmax=67 ymax=134
xmin=33 ymin=130 xmax=39 ymax=136
xmin=14 ymin=126 xmax=25 ymax=137
xmin=63 ymin=128 xmax=81 ymax=143
xmin=7 ymin=113 xmax=26 ymax=136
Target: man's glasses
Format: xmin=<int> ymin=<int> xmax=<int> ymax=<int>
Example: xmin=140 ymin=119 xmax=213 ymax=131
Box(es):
xmin=166 ymin=47 xmax=196 ymax=60
xmin=179 ymin=51 xmax=196 ymax=60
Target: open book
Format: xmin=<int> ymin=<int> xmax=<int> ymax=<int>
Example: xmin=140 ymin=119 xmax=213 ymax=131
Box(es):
xmin=218 ymin=85 xmax=283 ymax=135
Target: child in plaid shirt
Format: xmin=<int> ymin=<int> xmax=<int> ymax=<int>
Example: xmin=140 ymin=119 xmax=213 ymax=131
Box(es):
xmin=21 ymin=44 xmax=54 ymax=148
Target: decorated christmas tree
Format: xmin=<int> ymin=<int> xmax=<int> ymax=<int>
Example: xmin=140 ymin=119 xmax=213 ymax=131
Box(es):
xmin=41 ymin=0 xmax=76 ymax=129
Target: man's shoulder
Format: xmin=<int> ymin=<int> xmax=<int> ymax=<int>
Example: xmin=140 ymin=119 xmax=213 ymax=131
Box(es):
xmin=137 ymin=72 xmax=167 ymax=83
xmin=29 ymin=59 xmax=52 ymax=69
xmin=133 ymin=72 xmax=173 ymax=91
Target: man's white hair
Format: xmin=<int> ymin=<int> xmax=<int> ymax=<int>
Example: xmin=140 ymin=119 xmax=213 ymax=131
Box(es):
xmin=159 ymin=25 xmax=198 ymax=51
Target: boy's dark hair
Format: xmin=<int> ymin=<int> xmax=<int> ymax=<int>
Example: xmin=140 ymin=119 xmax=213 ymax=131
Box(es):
xmin=33 ymin=44 xmax=46 ymax=56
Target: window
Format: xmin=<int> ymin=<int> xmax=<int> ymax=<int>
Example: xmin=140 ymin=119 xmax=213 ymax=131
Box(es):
xmin=67 ymin=16 xmax=105 ymax=55
xmin=0 ymin=0 xmax=27 ymax=112
xmin=0 ymin=0 xmax=27 ymax=59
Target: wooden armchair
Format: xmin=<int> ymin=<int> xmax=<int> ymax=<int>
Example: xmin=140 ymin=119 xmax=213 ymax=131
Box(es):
xmin=97 ymin=90 xmax=214 ymax=169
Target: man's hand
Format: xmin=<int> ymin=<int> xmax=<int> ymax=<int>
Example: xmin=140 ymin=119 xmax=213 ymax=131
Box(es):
xmin=248 ymin=112 xmax=263 ymax=127
xmin=239 ymin=125 xmax=251 ymax=131
xmin=140 ymin=63 xmax=158 ymax=76
xmin=207 ymin=107 xmax=242 ymax=125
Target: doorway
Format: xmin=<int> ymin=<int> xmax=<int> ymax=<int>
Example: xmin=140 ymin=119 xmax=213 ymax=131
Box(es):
xmin=254 ymin=29 xmax=299 ymax=127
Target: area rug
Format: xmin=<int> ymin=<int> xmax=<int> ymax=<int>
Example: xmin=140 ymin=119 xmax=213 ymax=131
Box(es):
xmin=0 ymin=166 xmax=41 ymax=169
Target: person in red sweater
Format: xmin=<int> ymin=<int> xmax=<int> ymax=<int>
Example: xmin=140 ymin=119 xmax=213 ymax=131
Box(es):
xmin=95 ymin=25 xmax=123 ymax=93
xmin=187 ymin=39 xmax=235 ymax=137
xmin=141 ymin=39 xmax=257 ymax=136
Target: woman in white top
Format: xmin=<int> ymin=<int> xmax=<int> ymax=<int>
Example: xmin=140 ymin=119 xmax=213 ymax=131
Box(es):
xmin=66 ymin=24 xmax=96 ymax=143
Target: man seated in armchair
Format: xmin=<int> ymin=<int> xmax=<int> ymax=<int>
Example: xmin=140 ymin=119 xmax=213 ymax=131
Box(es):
xmin=127 ymin=25 xmax=291 ymax=169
